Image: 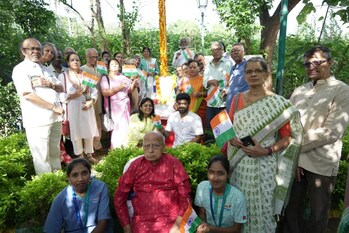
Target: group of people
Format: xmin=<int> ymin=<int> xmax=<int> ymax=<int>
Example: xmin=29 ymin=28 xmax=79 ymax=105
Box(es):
xmin=12 ymin=35 xmax=349 ymax=233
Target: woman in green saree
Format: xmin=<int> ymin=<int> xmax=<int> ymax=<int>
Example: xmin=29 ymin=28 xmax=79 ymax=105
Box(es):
xmin=227 ymin=57 xmax=303 ymax=233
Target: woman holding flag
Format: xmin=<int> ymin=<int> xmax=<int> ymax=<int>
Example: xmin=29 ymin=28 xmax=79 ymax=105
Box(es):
xmin=100 ymin=59 xmax=138 ymax=149
xmin=58 ymin=52 xmax=99 ymax=164
xmin=139 ymin=47 xmax=159 ymax=98
xmin=227 ymin=57 xmax=303 ymax=233
xmin=195 ymin=155 xmax=247 ymax=233
xmin=177 ymin=59 xmax=207 ymax=128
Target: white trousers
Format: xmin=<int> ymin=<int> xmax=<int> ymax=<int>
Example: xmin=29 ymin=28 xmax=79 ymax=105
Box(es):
xmin=25 ymin=122 xmax=62 ymax=174
xmin=72 ymin=138 xmax=94 ymax=155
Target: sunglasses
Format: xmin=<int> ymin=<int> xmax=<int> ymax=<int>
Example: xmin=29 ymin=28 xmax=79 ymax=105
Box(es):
xmin=303 ymin=60 xmax=327 ymax=68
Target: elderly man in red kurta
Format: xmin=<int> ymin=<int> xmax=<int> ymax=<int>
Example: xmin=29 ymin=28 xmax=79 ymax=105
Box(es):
xmin=114 ymin=131 xmax=191 ymax=233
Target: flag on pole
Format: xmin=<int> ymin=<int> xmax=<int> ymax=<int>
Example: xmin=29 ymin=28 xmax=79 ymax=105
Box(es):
xmin=205 ymin=86 xmax=222 ymax=106
xmin=97 ymin=61 xmax=108 ymax=75
xmin=184 ymin=84 xmax=194 ymax=95
xmin=122 ymin=65 xmax=139 ymax=77
xmin=81 ymin=71 xmax=100 ymax=88
xmin=210 ymin=110 xmax=236 ymax=148
xmin=152 ymin=115 xmax=162 ymax=129
xmin=180 ymin=204 xmax=201 ymax=233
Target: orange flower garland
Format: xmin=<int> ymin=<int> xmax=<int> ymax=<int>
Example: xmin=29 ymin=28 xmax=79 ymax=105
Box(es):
xmin=158 ymin=0 xmax=168 ymax=76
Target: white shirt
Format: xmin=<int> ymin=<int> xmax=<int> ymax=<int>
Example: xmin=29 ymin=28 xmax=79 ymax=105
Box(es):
xmin=165 ymin=111 xmax=203 ymax=147
xmin=172 ymin=48 xmax=195 ymax=67
xmin=12 ymin=59 xmax=62 ymax=128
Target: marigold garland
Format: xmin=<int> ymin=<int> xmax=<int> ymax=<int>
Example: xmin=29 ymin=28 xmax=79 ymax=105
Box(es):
xmin=158 ymin=0 xmax=168 ymax=76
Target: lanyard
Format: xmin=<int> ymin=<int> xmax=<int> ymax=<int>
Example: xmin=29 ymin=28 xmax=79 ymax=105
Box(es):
xmin=72 ymin=182 xmax=91 ymax=229
xmin=209 ymin=184 xmax=228 ymax=227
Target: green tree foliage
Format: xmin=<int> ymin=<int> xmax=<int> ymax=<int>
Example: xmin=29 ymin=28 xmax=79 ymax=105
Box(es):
xmin=0 ymin=79 xmax=21 ymax=137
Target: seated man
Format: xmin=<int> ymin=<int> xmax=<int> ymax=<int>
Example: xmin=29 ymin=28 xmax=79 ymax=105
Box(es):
xmin=159 ymin=93 xmax=203 ymax=147
xmin=114 ymin=132 xmax=191 ymax=233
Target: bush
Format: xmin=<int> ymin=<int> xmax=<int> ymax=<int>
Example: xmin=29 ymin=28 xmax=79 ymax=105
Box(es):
xmin=15 ymin=171 xmax=67 ymax=227
xmin=0 ymin=133 xmax=33 ymax=229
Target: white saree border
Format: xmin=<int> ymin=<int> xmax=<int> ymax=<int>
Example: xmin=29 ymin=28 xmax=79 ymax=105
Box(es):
xmin=227 ymin=94 xmax=303 ymax=215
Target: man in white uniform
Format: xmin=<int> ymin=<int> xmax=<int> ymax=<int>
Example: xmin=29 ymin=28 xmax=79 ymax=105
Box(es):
xmin=12 ymin=38 xmax=64 ymax=174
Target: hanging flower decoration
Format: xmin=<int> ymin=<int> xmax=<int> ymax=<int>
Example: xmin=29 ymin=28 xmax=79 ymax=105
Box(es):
xmin=158 ymin=0 xmax=168 ymax=76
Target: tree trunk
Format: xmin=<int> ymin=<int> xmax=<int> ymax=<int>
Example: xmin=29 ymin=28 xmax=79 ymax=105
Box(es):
xmin=94 ymin=0 xmax=108 ymax=50
xmin=89 ymin=0 xmax=96 ymax=47
xmin=259 ymin=0 xmax=301 ymax=65
xmin=259 ymin=0 xmax=301 ymax=90
xmin=119 ymin=0 xmax=130 ymax=56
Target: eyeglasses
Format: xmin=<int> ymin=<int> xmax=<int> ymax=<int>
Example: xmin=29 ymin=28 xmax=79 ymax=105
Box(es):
xmin=23 ymin=47 xmax=41 ymax=52
xmin=231 ymin=49 xmax=242 ymax=53
xmin=303 ymin=60 xmax=327 ymax=68
xmin=143 ymin=144 xmax=162 ymax=150
xmin=88 ymin=56 xmax=99 ymax=59
xmin=245 ymin=69 xmax=265 ymax=74
xmin=189 ymin=66 xmax=198 ymax=69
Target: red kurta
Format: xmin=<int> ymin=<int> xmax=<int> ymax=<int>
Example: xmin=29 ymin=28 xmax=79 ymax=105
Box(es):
xmin=114 ymin=153 xmax=191 ymax=233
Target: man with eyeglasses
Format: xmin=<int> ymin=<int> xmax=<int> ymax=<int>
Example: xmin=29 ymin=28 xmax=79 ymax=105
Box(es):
xmin=225 ymin=43 xmax=249 ymax=113
xmin=203 ymin=41 xmax=232 ymax=131
xmin=172 ymin=37 xmax=195 ymax=68
xmin=81 ymin=48 xmax=103 ymax=151
xmin=114 ymin=131 xmax=191 ymax=233
xmin=283 ymin=46 xmax=349 ymax=233
xmin=12 ymin=38 xmax=64 ymax=174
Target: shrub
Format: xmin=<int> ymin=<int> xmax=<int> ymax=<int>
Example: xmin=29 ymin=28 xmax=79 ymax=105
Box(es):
xmin=0 ymin=133 xmax=33 ymax=229
xmin=15 ymin=171 xmax=67 ymax=227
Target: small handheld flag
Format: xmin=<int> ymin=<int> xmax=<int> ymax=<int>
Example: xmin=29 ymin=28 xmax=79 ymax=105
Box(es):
xmin=122 ymin=65 xmax=139 ymax=77
xmin=81 ymin=71 xmax=100 ymax=88
xmin=180 ymin=204 xmax=201 ymax=233
xmin=210 ymin=110 xmax=236 ymax=148
xmin=97 ymin=61 xmax=108 ymax=75
xmin=152 ymin=115 xmax=162 ymax=129
xmin=184 ymin=84 xmax=194 ymax=95
xmin=205 ymin=86 xmax=222 ymax=106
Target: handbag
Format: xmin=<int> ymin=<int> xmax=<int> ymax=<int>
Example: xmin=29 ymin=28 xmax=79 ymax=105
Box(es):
xmin=102 ymin=75 xmax=114 ymax=132
xmin=62 ymin=73 xmax=70 ymax=136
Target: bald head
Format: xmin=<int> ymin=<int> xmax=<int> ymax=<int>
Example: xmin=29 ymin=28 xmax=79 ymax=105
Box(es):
xmin=21 ymin=38 xmax=42 ymax=63
xmin=85 ymin=48 xmax=99 ymax=67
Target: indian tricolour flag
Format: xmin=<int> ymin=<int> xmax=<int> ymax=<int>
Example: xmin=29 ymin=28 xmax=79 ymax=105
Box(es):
xmin=97 ymin=61 xmax=108 ymax=75
xmin=179 ymin=204 xmax=201 ymax=233
xmin=139 ymin=70 xmax=147 ymax=81
xmin=122 ymin=65 xmax=139 ymax=77
xmin=184 ymin=84 xmax=194 ymax=95
xmin=81 ymin=71 xmax=100 ymax=88
xmin=204 ymin=86 xmax=221 ymax=106
xmin=152 ymin=115 xmax=162 ymax=129
xmin=210 ymin=110 xmax=236 ymax=148
xmin=182 ymin=48 xmax=193 ymax=61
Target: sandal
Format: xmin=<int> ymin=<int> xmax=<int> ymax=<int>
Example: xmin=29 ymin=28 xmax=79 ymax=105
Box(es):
xmin=86 ymin=154 xmax=98 ymax=164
